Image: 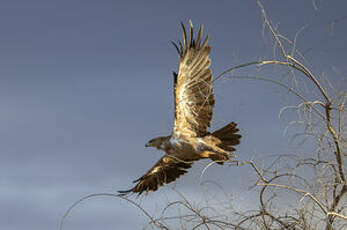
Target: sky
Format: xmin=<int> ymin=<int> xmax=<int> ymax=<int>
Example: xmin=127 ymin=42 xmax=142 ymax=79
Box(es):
xmin=0 ymin=0 xmax=346 ymax=229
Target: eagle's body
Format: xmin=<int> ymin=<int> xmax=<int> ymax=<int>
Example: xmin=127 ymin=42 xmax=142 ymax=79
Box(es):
xmin=119 ymin=21 xmax=241 ymax=196
xmin=159 ymin=136 xmax=228 ymax=161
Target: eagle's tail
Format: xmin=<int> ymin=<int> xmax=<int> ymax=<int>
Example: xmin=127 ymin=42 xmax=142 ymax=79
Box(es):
xmin=211 ymin=122 xmax=241 ymax=152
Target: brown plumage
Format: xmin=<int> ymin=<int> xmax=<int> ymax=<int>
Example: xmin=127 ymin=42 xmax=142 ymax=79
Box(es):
xmin=173 ymin=22 xmax=214 ymax=138
xmin=118 ymin=21 xmax=241 ymax=196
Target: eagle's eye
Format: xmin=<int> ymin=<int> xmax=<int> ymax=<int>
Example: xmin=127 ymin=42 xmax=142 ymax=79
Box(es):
xmin=145 ymin=139 xmax=154 ymax=147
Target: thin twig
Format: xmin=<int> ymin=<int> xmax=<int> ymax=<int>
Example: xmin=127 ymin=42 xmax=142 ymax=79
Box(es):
xmin=60 ymin=193 xmax=169 ymax=230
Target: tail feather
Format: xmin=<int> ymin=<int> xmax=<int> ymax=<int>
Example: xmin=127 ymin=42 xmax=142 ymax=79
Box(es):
xmin=212 ymin=122 xmax=241 ymax=152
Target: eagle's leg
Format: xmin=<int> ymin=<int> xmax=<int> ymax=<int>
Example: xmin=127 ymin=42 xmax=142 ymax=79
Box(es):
xmin=200 ymin=148 xmax=232 ymax=165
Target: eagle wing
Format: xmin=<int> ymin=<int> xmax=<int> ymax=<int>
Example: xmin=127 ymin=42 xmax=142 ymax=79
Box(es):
xmin=118 ymin=154 xmax=192 ymax=196
xmin=172 ymin=22 xmax=214 ymax=138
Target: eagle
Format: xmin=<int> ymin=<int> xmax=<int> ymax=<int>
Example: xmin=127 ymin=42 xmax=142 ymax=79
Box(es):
xmin=118 ymin=21 xmax=241 ymax=196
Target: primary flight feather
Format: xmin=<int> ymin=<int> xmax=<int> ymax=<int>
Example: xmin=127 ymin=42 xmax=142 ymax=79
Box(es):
xmin=118 ymin=21 xmax=241 ymax=196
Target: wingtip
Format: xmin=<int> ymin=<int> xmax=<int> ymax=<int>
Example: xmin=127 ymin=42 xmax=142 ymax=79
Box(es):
xmin=118 ymin=186 xmax=145 ymax=196
xmin=171 ymin=40 xmax=180 ymax=55
xmin=188 ymin=20 xmax=194 ymax=48
xmin=117 ymin=189 xmax=132 ymax=196
xmin=196 ymin=24 xmax=204 ymax=47
xmin=177 ymin=20 xmax=209 ymax=54
xmin=180 ymin=22 xmax=187 ymax=43
xmin=201 ymin=34 xmax=209 ymax=49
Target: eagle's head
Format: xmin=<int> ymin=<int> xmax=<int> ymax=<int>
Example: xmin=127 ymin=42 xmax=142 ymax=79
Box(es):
xmin=145 ymin=136 xmax=169 ymax=149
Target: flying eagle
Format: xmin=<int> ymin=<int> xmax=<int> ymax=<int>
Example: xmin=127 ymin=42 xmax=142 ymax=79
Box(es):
xmin=119 ymin=21 xmax=241 ymax=196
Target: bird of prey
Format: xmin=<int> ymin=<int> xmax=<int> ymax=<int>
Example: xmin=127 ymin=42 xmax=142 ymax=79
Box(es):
xmin=119 ymin=21 xmax=241 ymax=196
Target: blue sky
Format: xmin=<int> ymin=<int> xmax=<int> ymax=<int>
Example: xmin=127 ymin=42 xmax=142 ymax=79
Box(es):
xmin=0 ymin=0 xmax=346 ymax=229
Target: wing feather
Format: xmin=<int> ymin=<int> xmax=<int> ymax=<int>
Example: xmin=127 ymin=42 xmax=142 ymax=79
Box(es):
xmin=195 ymin=25 xmax=203 ymax=48
xmin=172 ymin=22 xmax=214 ymax=137
xmin=181 ymin=22 xmax=187 ymax=53
xmin=118 ymin=155 xmax=193 ymax=196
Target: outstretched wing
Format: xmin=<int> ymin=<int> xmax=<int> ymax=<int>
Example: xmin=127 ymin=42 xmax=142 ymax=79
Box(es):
xmin=172 ymin=21 xmax=215 ymax=138
xmin=118 ymin=154 xmax=193 ymax=196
